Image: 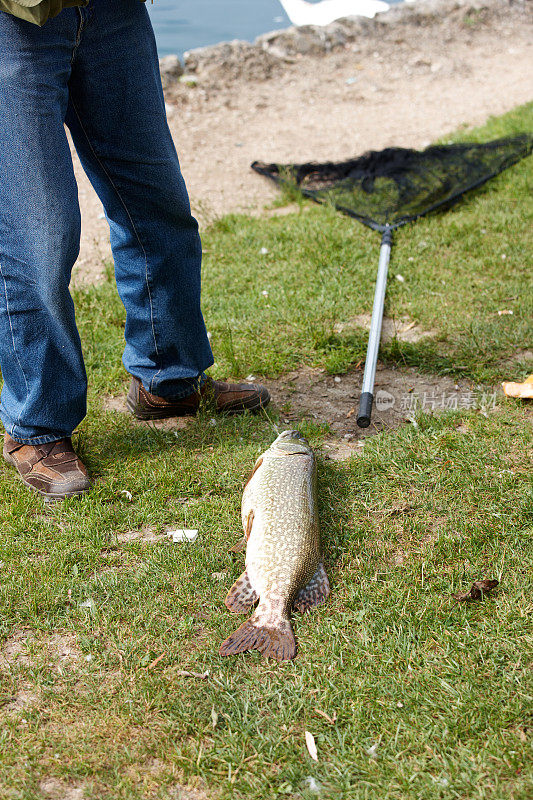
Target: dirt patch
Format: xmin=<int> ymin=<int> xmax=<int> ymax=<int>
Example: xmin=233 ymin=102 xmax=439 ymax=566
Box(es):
xmin=115 ymin=525 xmax=201 ymax=544
xmin=270 ymin=363 xmax=496 ymax=448
xmin=501 ymin=349 xmax=533 ymax=369
xmin=103 ymin=395 xmax=189 ymax=431
xmin=0 ymin=631 xmax=80 ymax=671
xmin=321 ymin=439 xmax=366 ymax=461
xmin=167 ymin=786 xmax=211 ymax=800
xmin=39 ymin=778 xmax=85 ymax=800
xmin=334 ymin=315 xmax=437 ymax=343
xmin=391 ymin=515 xmax=449 ymax=564
xmin=1 ymin=685 xmax=40 ymax=714
xmin=115 ymin=526 xmax=166 ymax=543
xmin=71 ymin=1 xmax=533 ymax=285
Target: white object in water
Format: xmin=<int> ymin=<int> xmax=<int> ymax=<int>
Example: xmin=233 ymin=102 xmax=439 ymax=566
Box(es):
xmin=277 ymin=0 xmax=389 ymax=26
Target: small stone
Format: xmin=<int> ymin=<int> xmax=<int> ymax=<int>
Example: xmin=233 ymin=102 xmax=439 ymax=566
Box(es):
xmin=167 ymin=529 xmax=199 ymax=543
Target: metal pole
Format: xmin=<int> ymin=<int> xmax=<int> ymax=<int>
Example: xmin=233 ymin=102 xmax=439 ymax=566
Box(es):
xmin=357 ymin=226 xmax=393 ymax=428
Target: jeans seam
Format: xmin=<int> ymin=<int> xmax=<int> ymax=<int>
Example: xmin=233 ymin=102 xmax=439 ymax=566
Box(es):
xmin=68 ymin=101 xmax=162 ymax=387
xmin=0 ymin=261 xmax=30 ymax=430
xmin=70 ymin=8 xmax=84 ymax=66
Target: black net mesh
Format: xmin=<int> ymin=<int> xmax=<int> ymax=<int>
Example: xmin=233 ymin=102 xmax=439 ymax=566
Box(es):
xmin=252 ymin=135 xmax=533 ymax=232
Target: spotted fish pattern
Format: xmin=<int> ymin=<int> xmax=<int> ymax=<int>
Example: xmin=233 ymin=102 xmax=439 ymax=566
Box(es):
xmin=220 ymin=431 xmax=330 ymax=661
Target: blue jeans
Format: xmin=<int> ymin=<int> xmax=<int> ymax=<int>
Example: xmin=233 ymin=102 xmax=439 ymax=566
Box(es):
xmin=0 ymin=0 xmax=214 ymax=444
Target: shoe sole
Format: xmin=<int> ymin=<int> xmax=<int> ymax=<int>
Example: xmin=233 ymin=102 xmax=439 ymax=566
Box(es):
xmin=3 ymin=452 xmax=91 ymax=503
xmin=126 ymin=395 xmax=269 ymax=420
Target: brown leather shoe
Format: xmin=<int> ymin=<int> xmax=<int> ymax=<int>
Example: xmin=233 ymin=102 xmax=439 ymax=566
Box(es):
xmin=3 ymin=434 xmax=91 ymax=502
xmin=126 ymin=376 xmax=270 ymax=420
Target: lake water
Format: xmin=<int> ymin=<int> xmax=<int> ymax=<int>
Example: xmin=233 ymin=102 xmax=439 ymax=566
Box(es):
xmin=147 ymin=0 xmax=291 ymax=57
xmin=147 ymin=0 xmax=399 ymax=57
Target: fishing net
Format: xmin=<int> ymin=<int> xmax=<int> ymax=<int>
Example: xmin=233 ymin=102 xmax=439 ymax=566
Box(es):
xmin=252 ymin=134 xmax=533 ymax=232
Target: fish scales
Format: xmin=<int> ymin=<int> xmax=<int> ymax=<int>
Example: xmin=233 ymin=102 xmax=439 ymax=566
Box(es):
xmin=220 ymin=431 xmax=330 ymax=661
xmin=245 ymin=455 xmax=319 ymax=600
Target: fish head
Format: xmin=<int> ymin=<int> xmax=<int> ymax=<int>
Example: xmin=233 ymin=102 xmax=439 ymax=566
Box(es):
xmin=270 ymin=430 xmax=313 ymax=456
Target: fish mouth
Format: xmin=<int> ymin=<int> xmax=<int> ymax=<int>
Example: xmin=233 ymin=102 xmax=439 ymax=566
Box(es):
xmin=273 ymin=430 xmax=312 ymax=455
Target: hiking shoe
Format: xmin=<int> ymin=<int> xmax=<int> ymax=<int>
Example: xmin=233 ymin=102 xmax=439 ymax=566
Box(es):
xmin=3 ymin=434 xmax=91 ymax=502
xmin=126 ymin=376 xmax=270 ymax=420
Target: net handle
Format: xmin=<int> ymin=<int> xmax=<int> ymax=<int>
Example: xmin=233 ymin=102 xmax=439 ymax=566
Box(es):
xmin=357 ymin=227 xmax=393 ymax=428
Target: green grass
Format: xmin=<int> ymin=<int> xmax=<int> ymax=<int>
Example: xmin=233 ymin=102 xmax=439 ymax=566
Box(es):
xmin=0 ymin=105 xmax=532 ymax=800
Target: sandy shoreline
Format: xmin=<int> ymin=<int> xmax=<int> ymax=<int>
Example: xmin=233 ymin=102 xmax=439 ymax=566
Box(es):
xmin=71 ymin=0 xmax=532 ymax=285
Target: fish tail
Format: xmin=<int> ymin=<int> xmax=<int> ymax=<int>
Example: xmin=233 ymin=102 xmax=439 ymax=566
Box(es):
xmin=219 ymin=606 xmax=296 ymax=661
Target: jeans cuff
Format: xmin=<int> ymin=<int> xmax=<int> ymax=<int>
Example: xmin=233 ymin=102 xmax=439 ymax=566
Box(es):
xmin=7 ymin=429 xmax=72 ymax=446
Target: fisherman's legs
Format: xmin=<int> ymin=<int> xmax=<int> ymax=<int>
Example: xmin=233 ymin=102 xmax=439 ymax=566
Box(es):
xmin=65 ymin=0 xmax=214 ymax=399
xmin=0 ymin=9 xmax=87 ymax=443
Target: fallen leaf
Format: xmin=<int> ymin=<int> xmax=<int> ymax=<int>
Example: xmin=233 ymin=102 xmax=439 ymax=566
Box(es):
xmin=502 ymin=374 xmax=533 ymax=399
xmin=366 ymin=741 xmax=379 ymax=759
xmin=346 ymin=407 xmax=356 ymax=418
xmin=146 ymin=653 xmax=166 ymax=670
xmin=454 ymin=579 xmax=499 ymax=602
xmin=304 ymin=776 xmax=321 ymax=793
xmin=305 ymin=731 xmax=318 ymax=761
xmin=314 ymin=708 xmax=336 ymax=724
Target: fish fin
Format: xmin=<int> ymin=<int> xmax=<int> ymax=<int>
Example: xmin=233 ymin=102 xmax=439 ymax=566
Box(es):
xmin=243 ymin=509 xmax=254 ymax=540
xmin=294 ymin=562 xmax=330 ymax=613
xmin=242 ymin=457 xmax=263 ymax=493
xmin=219 ymin=612 xmax=296 ymax=661
xmin=224 ymin=570 xmax=259 ymax=614
xmin=229 ymin=510 xmax=254 ymax=554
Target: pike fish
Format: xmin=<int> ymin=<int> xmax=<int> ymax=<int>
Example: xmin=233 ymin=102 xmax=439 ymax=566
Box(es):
xmin=219 ymin=430 xmax=330 ymax=661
